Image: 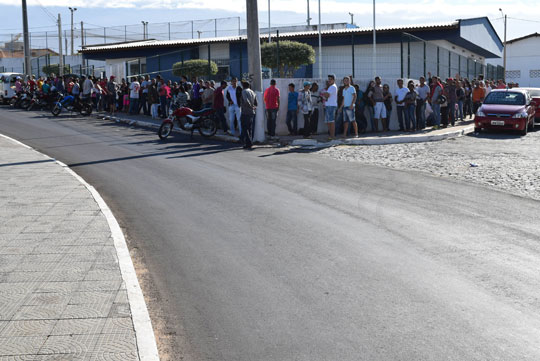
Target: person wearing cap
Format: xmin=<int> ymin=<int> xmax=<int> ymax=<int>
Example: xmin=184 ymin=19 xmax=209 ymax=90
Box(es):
xmin=340 ymin=76 xmax=358 ymax=138
xmin=298 ymin=81 xmax=313 ymax=137
xmin=321 ymin=74 xmax=338 ymax=139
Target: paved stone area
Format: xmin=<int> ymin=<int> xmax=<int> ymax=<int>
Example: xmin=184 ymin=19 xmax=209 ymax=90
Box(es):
xmin=0 ymin=136 xmax=140 ymax=360
xmin=318 ymin=128 xmax=540 ymax=201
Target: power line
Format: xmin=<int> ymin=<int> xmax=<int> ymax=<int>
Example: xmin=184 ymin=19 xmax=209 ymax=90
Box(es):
xmin=34 ymin=0 xmax=57 ymax=23
xmin=508 ymin=16 xmax=540 ymax=24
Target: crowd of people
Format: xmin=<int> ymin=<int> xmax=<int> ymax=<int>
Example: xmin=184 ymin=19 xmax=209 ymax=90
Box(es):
xmin=13 ymin=72 xmax=511 ymax=142
xmin=268 ymin=73 xmax=511 ymax=141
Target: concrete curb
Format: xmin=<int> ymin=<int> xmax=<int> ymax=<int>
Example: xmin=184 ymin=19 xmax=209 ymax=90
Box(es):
xmin=291 ymin=126 xmax=475 ymax=148
xmin=0 ymin=132 xmax=160 ymax=361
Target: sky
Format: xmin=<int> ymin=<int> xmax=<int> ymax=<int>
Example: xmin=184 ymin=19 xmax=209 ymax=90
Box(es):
xmin=0 ymin=0 xmax=539 ymax=50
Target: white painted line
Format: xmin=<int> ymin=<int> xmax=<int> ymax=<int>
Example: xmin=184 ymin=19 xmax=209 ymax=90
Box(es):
xmin=0 ymin=132 xmax=160 ymax=361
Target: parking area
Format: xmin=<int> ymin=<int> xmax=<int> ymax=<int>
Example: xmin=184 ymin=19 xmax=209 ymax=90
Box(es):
xmin=318 ymin=128 xmax=540 ymax=201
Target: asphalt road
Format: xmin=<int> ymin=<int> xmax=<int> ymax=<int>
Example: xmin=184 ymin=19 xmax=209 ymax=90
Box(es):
xmin=2 ymin=108 xmax=540 ymax=361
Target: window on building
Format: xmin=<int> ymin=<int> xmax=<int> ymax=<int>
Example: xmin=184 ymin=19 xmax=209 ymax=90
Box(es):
xmin=505 ymin=70 xmax=520 ymax=79
xmin=529 ymin=70 xmax=540 ymax=78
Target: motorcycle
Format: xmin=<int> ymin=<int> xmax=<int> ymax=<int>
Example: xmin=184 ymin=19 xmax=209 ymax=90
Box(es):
xmin=51 ymin=94 xmax=93 ymax=116
xmin=9 ymin=90 xmax=31 ymax=109
xmin=158 ymin=104 xmax=217 ymax=140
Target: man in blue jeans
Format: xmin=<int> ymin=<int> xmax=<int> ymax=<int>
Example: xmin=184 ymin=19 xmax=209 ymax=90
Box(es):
xmin=340 ymin=76 xmax=358 ymax=138
xmin=321 ymin=74 xmax=339 ymax=140
xmin=430 ymin=76 xmax=443 ymax=130
xmin=285 ymin=83 xmax=299 ymax=135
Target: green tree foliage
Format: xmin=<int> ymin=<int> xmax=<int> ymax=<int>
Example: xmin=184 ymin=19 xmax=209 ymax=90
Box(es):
xmin=261 ymin=41 xmax=315 ymax=78
xmin=42 ymin=64 xmax=71 ymax=76
xmin=172 ymin=59 xmax=218 ymax=78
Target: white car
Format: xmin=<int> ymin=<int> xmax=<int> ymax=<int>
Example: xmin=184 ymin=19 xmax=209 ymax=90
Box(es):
xmin=0 ymin=72 xmax=24 ymax=104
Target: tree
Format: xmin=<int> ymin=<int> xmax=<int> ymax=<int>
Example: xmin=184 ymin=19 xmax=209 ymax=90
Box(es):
xmin=42 ymin=64 xmax=71 ymax=76
xmin=172 ymin=59 xmax=218 ymax=79
xmin=261 ymin=41 xmax=315 ymax=78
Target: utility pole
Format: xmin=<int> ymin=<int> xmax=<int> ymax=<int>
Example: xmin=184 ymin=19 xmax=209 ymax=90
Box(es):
xmin=267 ymin=0 xmax=271 ymax=78
xmin=246 ymin=0 xmax=262 ymax=91
xmin=80 ymin=21 xmax=84 ymax=47
xmin=499 ymin=8 xmax=507 ymax=81
xmin=58 ymin=14 xmax=64 ymax=77
xmin=68 ymin=7 xmax=77 ymax=55
xmin=141 ymin=21 xmax=148 ymax=40
xmin=21 ymin=0 xmax=32 ymax=76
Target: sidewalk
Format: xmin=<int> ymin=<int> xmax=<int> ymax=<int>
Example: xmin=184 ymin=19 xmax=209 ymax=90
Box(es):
xmin=0 ymin=135 xmax=159 ymax=360
xmin=93 ymin=111 xmax=475 ymax=147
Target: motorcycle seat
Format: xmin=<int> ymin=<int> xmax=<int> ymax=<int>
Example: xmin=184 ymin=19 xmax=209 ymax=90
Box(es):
xmin=192 ymin=108 xmax=212 ymax=116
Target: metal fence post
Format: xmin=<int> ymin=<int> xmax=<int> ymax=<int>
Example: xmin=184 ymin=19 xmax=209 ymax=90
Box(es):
xmin=423 ymin=42 xmax=426 ymax=77
xmin=436 ymin=47 xmax=439 ymax=77
xmin=400 ymin=36 xmax=404 ymax=78
xmin=168 ymin=23 xmax=171 ymax=40
xmin=351 ymin=34 xmax=355 ymax=79
xmin=448 ymin=51 xmax=451 ymax=78
xmin=276 ymin=30 xmax=280 ymax=78
xmin=208 ymin=43 xmax=211 ymax=79
xmin=125 ymin=26 xmax=127 ymax=41
xmin=407 ymin=37 xmax=410 ymax=78
xmin=103 ymin=28 xmax=106 ymax=43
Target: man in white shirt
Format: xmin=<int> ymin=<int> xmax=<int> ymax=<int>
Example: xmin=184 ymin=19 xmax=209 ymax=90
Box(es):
xmin=394 ymin=79 xmax=408 ymax=131
xmin=129 ymin=77 xmax=140 ymax=115
xmin=321 ymin=74 xmax=338 ymax=140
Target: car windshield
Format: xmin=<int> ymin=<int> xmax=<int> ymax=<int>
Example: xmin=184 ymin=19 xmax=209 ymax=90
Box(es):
xmin=484 ymin=92 xmax=525 ymax=105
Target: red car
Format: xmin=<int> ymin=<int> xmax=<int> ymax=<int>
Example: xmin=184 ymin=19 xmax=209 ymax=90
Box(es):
xmin=517 ymin=87 xmax=540 ymax=125
xmin=474 ymin=89 xmax=537 ymax=136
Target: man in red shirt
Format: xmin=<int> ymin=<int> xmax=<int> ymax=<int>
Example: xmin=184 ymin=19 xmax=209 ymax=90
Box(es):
xmin=213 ymin=80 xmax=228 ymax=133
xmin=264 ymin=79 xmax=280 ymax=138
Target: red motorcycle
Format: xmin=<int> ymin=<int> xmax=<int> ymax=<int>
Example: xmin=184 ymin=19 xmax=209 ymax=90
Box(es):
xmin=158 ymin=105 xmax=217 ymax=140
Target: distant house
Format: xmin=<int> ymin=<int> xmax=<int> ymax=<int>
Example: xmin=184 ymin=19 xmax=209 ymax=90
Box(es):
xmin=80 ymin=17 xmax=503 ymax=82
xmin=500 ymin=33 xmax=540 ymax=87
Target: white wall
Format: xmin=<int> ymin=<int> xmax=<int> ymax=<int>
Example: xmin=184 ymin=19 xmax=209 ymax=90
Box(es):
xmin=312 ymin=44 xmax=401 ymax=79
xmin=199 ymin=43 xmax=230 ymax=60
xmin=504 ymin=37 xmax=540 ymax=87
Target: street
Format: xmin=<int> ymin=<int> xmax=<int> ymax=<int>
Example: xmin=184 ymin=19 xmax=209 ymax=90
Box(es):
xmin=1 ymin=108 xmax=540 ymax=361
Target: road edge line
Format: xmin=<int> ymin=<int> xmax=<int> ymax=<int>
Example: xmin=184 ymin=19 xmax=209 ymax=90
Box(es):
xmin=0 ymin=132 xmax=160 ymax=361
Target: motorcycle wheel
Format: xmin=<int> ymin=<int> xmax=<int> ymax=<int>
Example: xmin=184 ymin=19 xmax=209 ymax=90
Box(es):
xmin=158 ymin=122 xmax=173 ymax=139
xmin=20 ymin=99 xmax=31 ymax=110
xmin=80 ymin=103 xmax=93 ymax=116
xmin=51 ymin=104 xmax=62 ymax=116
xmin=198 ymin=117 xmax=217 ymax=138
xmin=9 ymin=98 xmax=17 ymax=108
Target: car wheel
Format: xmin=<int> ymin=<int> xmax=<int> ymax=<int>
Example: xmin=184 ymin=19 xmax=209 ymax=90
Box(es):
xmin=520 ymin=122 xmax=528 ymax=136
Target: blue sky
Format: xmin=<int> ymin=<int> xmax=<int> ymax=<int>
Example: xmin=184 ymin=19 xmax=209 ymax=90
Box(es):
xmin=0 ymin=0 xmax=538 ymax=46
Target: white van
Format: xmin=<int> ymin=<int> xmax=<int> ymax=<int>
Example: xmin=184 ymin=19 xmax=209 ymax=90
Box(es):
xmin=0 ymin=73 xmax=24 ymax=104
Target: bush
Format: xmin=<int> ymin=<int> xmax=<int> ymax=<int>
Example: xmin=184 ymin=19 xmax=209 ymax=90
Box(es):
xmin=42 ymin=64 xmax=71 ymax=76
xmin=261 ymin=40 xmax=315 ymax=78
xmin=172 ymin=59 xmax=218 ymax=78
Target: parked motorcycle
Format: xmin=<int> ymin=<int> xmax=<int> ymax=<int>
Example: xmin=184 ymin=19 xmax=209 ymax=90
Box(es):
xmin=158 ymin=105 xmax=217 ymax=140
xmin=26 ymin=91 xmax=57 ymax=111
xmin=51 ymin=94 xmax=92 ymax=116
xmin=9 ymin=90 xmax=32 ymax=109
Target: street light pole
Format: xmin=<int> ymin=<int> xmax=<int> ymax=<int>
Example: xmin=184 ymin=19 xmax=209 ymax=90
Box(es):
xmin=499 ymin=8 xmax=507 ymax=81
xmin=268 ymin=0 xmax=272 ymax=78
xmin=68 ymin=7 xmax=77 ymax=55
xmin=21 ymin=0 xmax=32 ymax=76
xmin=349 ymin=12 xmax=354 ymax=25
